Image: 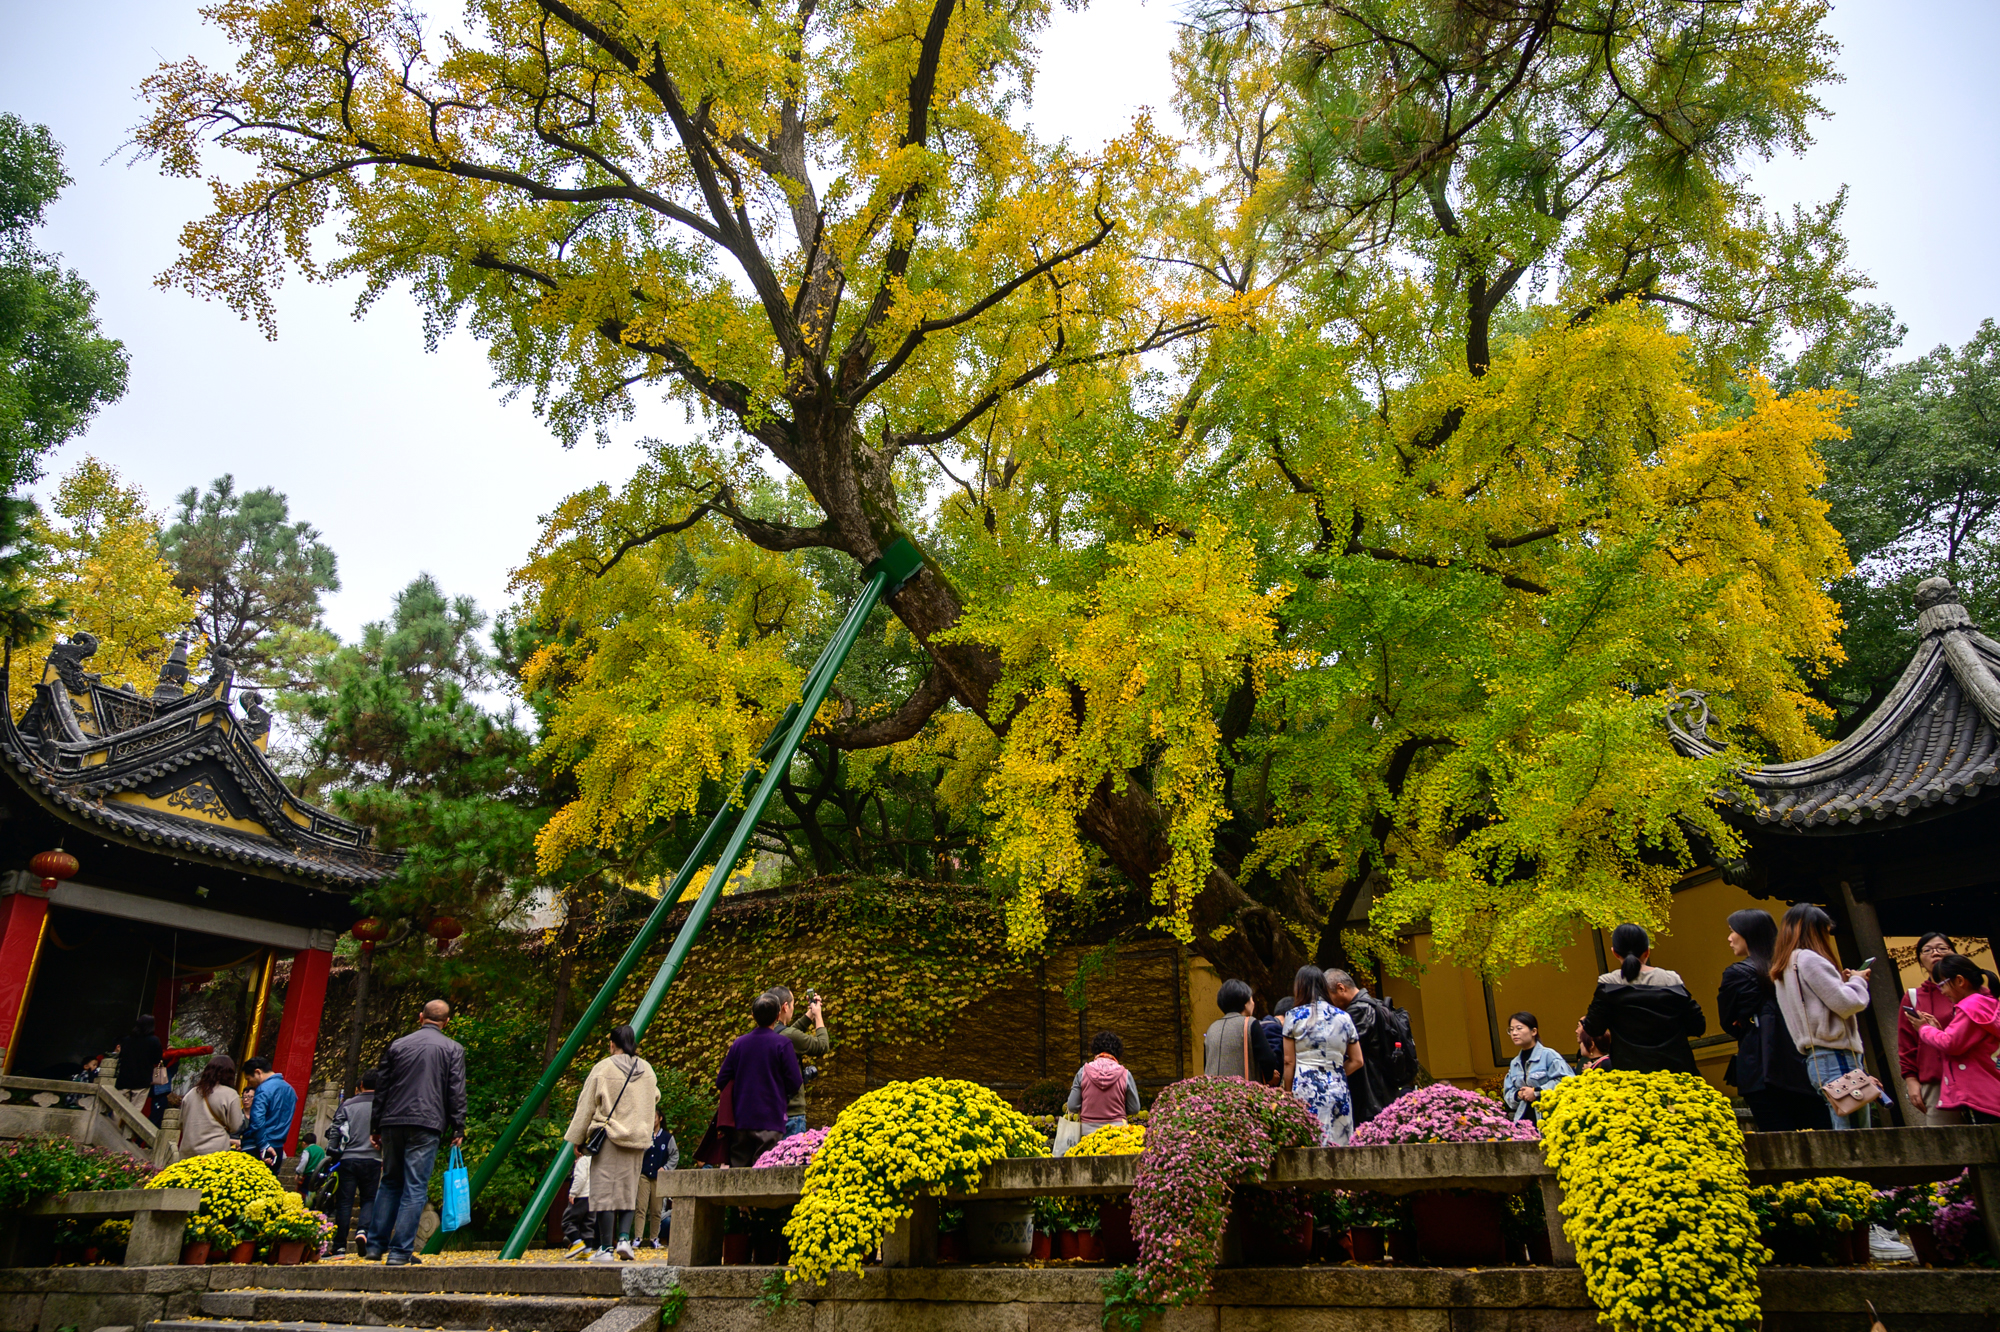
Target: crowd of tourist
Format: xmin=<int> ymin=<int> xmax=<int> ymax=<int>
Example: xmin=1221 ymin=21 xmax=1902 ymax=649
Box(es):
xmin=54 ymin=913 xmax=1993 ymax=1265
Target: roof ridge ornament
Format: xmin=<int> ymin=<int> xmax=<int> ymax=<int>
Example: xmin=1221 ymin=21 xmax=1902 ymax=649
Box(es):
xmin=152 ymin=636 xmax=192 ymax=702
xmin=1915 ymin=576 xmax=1976 ymax=636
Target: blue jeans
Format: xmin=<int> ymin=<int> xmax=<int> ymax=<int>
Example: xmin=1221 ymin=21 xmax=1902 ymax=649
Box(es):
xmin=1804 ymin=1047 xmax=1873 ymax=1130
xmin=368 ymin=1126 xmax=442 ymax=1256
xmin=783 ymin=1114 xmax=808 ymax=1139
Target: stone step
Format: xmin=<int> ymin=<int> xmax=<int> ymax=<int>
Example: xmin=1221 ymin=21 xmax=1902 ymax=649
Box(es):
xmin=192 ymin=1284 xmax=622 ymax=1330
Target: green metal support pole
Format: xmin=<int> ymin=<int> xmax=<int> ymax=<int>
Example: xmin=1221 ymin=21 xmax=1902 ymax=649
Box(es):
xmin=490 ymin=539 xmax=923 ymax=1260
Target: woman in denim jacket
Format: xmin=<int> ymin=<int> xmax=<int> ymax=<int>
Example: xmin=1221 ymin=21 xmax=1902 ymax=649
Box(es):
xmin=1501 ymin=1013 xmax=1573 ymax=1123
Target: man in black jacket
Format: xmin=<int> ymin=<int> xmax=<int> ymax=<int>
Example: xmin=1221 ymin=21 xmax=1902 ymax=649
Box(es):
xmin=363 ymin=1000 xmax=466 ymax=1266
xmin=1330 ymin=971 xmax=1401 ymax=1125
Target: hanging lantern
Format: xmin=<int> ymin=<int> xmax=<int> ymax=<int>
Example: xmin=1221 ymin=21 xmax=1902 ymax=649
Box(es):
xmin=351 ymin=917 xmax=389 ymax=952
xmin=29 ymin=849 xmax=78 ymax=891
xmin=426 ymin=915 xmax=463 ymax=944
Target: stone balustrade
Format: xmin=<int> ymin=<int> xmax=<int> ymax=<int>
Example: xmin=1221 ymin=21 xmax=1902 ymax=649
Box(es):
xmin=657 ymin=1124 xmax=2000 ymax=1268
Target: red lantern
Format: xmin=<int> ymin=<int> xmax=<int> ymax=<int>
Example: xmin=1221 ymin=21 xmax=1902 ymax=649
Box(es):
xmin=29 ymin=849 xmax=78 ymax=892
xmin=425 ymin=915 xmax=463 ymax=943
xmin=351 ymin=917 xmax=388 ymax=954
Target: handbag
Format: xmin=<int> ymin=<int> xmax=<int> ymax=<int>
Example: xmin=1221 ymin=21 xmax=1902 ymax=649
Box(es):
xmin=1819 ymin=1065 xmax=1886 ymax=1117
xmin=579 ymin=1057 xmax=641 ymax=1157
xmin=1053 ymin=1113 xmax=1083 ymax=1157
xmin=439 ymin=1146 xmax=471 ymax=1232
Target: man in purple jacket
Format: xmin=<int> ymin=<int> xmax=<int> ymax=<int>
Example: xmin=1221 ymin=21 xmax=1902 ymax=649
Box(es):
xmin=716 ymin=992 xmax=802 ymax=1166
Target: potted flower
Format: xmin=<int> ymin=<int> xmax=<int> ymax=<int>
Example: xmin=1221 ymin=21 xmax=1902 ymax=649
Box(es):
xmin=1749 ymin=1178 xmax=1874 ymax=1266
xmin=1350 ymin=1083 xmax=1538 ymax=1265
xmin=148 ymin=1150 xmax=287 ymax=1267
xmin=181 ymin=1213 xmax=228 ymax=1266
xmin=1030 ymin=1196 xmax=1072 ymax=1260
xmin=248 ymin=1196 xmax=327 ymax=1265
xmin=1068 ymin=1123 xmax=1145 ymax=1262
xmin=1071 ymin=1208 xmax=1104 ymax=1262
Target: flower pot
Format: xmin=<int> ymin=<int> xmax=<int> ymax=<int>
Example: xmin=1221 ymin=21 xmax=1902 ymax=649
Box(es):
xmin=936 ymin=1233 xmax=964 ymax=1263
xmin=229 ymin=1241 xmax=255 ymax=1264
xmin=180 ymin=1242 xmax=210 ymax=1266
xmin=81 ymin=1247 xmax=99 ymax=1265
xmin=1908 ymin=1223 xmax=1941 ymax=1267
xmin=968 ymin=1201 xmax=1035 ymax=1261
xmin=1075 ymin=1232 xmax=1104 ymax=1262
xmin=305 ymin=1244 xmax=320 ymax=1263
xmin=1350 ymin=1228 xmax=1385 ymax=1263
xmin=1410 ymin=1191 xmax=1508 ymax=1266
xmin=721 ymin=1234 xmax=753 ymax=1265
xmin=1314 ymin=1226 xmax=1351 ymax=1263
xmin=1030 ymin=1231 xmax=1052 ymax=1261
xmin=1097 ymin=1198 xmax=1139 ymax=1264
xmin=1839 ymin=1230 xmax=1868 ymax=1266
xmin=275 ymin=1240 xmax=307 ymax=1266
xmin=1057 ymin=1230 xmax=1081 ymax=1260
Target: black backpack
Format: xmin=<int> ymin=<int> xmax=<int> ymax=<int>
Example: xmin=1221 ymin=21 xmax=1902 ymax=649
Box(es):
xmin=1360 ymin=993 xmax=1420 ymax=1088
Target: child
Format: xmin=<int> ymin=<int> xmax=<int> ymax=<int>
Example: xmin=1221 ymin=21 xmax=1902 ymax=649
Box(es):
xmin=559 ymin=1154 xmax=594 ymax=1260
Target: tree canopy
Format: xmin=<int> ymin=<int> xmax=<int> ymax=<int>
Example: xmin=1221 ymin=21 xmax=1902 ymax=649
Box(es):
xmin=6 ymin=458 xmax=199 ymax=714
xmin=162 ymin=474 xmax=341 ymax=675
xmin=144 ymin=0 xmax=1865 ymax=987
xmin=0 ymin=114 xmax=129 ymax=648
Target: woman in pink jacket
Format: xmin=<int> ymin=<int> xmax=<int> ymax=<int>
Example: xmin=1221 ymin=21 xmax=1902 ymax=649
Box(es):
xmin=1911 ymin=954 xmax=2000 ymax=1124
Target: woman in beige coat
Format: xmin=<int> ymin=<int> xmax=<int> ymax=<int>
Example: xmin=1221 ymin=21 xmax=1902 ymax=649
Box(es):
xmin=178 ymin=1055 xmax=244 ymax=1156
xmin=564 ymin=1023 xmax=659 ymax=1262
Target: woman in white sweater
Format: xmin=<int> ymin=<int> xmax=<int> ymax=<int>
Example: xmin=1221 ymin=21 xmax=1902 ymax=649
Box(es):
xmin=564 ymin=1023 xmax=660 ymax=1262
xmin=1771 ymin=903 xmax=1877 ymax=1129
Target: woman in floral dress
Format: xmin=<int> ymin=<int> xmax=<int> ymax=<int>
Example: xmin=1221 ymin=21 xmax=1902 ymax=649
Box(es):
xmin=1281 ymin=965 xmax=1365 ymax=1146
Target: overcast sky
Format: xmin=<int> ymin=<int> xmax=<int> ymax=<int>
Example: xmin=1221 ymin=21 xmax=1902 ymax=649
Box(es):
xmin=2 ymin=0 xmax=1995 ymax=644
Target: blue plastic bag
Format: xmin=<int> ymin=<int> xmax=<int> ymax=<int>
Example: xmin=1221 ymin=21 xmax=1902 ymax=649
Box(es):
xmin=440 ymin=1145 xmax=470 ymax=1233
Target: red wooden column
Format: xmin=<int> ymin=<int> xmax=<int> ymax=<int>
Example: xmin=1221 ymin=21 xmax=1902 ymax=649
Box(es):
xmin=270 ymin=937 xmax=335 ymax=1152
xmin=0 ymin=885 xmax=51 ymax=1074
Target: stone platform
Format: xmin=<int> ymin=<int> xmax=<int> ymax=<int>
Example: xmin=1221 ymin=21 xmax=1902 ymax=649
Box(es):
xmin=0 ymin=1259 xmax=1995 ymax=1332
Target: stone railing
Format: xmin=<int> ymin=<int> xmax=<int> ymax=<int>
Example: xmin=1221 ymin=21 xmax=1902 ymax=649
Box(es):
xmin=0 ymin=1075 xmax=161 ymax=1161
xmin=657 ymin=1124 xmax=2000 ymax=1268
xmin=0 ymin=1187 xmax=200 ymax=1267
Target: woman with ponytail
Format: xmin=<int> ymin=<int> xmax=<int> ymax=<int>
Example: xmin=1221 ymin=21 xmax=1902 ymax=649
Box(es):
xmin=1582 ymin=924 xmax=1707 ymax=1076
xmin=1770 ymin=903 xmax=1876 ymax=1130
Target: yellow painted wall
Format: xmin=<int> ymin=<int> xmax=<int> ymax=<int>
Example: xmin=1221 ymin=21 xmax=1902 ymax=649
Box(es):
xmin=1387 ymin=875 xmax=1798 ymax=1096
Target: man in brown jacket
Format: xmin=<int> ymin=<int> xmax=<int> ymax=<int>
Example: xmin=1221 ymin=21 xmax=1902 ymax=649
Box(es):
xmin=771 ymin=987 xmax=826 ymax=1138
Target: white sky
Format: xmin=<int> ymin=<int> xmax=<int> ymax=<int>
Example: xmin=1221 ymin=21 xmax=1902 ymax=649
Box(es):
xmin=1 ymin=0 xmax=1995 ymax=643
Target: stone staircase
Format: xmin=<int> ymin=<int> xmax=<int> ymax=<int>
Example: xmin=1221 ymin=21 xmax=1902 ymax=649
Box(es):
xmin=132 ymin=1260 xmax=668 ymax=1332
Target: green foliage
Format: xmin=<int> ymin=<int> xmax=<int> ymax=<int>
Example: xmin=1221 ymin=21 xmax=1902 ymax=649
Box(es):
xmin=1795 ymin=312 xmax=2000 ymax=727
xmin=283 ymin=574 xmax=547 ymax=940
xmin=162 ymin=475 xmax=339 ymax=674
xmin=754 ymin=1270 xmax=800 ymax=1314
xmin=658 ymin=1284 xmax=689 ymax=1329
xmin=656 ymin=1066 xmax=717 ymax=1160
xmin=0 ymin=114 xmax=128 ymax=489
xmin=0 ymin=113 xmax=128 ymax=650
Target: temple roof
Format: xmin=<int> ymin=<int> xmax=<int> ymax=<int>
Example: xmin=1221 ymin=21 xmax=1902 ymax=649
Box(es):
xmin=1669 ymin=578 xmax=2000 ymax=834
xmin=0 ymin=634 xmax=397 ymax=890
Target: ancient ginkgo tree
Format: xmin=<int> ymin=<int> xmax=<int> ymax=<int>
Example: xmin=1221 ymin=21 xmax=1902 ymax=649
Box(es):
xmin=144 ymin=0 xmax=1866 ymax=989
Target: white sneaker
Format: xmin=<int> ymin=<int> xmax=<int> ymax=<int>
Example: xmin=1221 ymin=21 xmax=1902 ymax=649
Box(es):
xmin=1869 ymin=1225 xmax=1914 ymax=1262
xmin=616 ymin=1240 xmax=637 ymax=1261
xmin=588 ymin=1248 xmax=619 ymax=1263
xmin=561 ymin=1240 xmax=589 ymax=1261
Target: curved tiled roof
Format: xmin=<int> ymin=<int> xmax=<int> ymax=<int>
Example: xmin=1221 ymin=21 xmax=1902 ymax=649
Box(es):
xmin=1669 ymin=578 xmax=2000 ymax=833
xmin=0 ymin=644 xmax=396 ymax=889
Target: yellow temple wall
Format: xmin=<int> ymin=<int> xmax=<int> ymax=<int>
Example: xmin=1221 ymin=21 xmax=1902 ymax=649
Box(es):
xmin=1377 ymin=874 xmax=1801 ymax=1094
